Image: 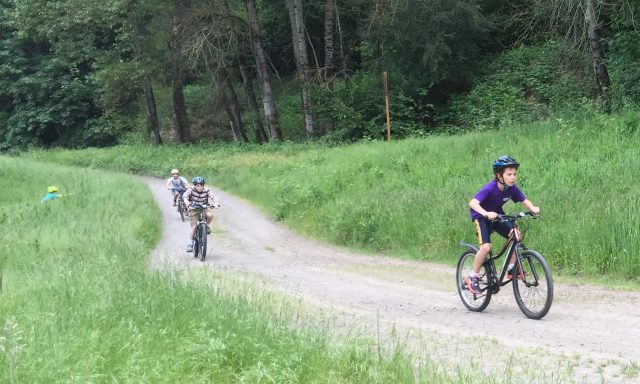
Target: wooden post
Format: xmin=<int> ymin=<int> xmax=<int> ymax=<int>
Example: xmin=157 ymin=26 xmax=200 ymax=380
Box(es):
xmin=383 ymin=71 xmax=391 ymax=141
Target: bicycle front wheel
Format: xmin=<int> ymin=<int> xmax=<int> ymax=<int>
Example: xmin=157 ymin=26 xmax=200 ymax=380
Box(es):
xmin=512 ymin=249 xmax=553 ymax=319
xmin=179 ymin=201 xmax=185 ymax=222
xmin=456 ymin=249 xmax=492 ymax=312
xmin=198 ymin=224 xmax=208 ymax=262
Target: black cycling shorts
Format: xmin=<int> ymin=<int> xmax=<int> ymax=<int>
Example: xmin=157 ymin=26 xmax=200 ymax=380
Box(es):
xmin=473 ymin=217 xmax=514 ymax=245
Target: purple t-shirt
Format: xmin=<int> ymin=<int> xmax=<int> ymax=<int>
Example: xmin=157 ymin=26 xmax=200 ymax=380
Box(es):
xmin=469 ymin=180 xmax=526 ymax=221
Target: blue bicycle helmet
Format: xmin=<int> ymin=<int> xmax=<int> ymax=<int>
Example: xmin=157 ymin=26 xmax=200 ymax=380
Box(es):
xmin=492 ymin=156 xmax=519 ymax=173
xmin=192 ymin=176 xmax=206 ymax=184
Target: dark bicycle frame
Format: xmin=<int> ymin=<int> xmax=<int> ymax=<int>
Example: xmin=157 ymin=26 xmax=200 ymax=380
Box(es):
xmin=173 ymin=188 xmax=187 ymax=221
xmin=190 ymin=203 xmax=212 ymax=261
xmin=460 ymin=212 xmax=540 ymax=295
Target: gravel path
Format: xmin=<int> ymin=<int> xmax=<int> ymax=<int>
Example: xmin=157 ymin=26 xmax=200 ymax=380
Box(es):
xmin=146 ymin=177 xmax=640 ymax=383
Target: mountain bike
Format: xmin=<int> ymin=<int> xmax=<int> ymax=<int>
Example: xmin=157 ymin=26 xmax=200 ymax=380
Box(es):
xmin=174 ymin=188 xmax=187 ymax=222
xmin=190 ymin=203 xmax=213 ymax=262
xmin=456 ymin=212 xmax=553 ymax=320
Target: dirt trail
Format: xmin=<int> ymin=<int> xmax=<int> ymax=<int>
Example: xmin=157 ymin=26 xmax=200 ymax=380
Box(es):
xmin=146 ymin=177 xmax=640 ymax=383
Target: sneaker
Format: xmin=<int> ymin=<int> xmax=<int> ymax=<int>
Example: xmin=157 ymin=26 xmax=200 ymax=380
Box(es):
xmin=464 ymin=275 xmax=481 ymax=295
xmin=206 ymin=225 xmax=211 ymax=234
xmin=507 ymin=268 xmax=528 ymax=280
xmin=186 ymin=242 xmax=193 ymax=252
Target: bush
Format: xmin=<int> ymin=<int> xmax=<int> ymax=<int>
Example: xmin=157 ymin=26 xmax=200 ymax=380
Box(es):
xmin=449 ymin=40 xmax=598 ymax=129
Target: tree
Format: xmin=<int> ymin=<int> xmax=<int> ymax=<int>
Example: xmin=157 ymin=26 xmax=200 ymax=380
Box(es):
xmin=286 ymin=0 xmax=314 ymax=136
xmin=324 ymin=0 xmax=335 ymax=75
xmin=244 ymin=0 xmax=283 ymax=141
xmin=170 ymin=0 xmax=192 ymax=143
xmin=503 ymin=0 xmax=613 ymax=101
xmin=584 ymin=0 xmax=610 ymax=98
xmin=125 ymin=0 xmax=165 ymax=145
xmin=239 ymin=62 xmax=269 ymax=143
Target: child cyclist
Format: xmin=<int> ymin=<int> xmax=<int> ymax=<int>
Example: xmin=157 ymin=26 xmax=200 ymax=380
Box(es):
xmin=183 ymin=176 xmax=221 ymax=252
xmin=165 ymin=169 xmax=190 ymax=206
xmin=465 ymin=156 xmax=540 ymax=295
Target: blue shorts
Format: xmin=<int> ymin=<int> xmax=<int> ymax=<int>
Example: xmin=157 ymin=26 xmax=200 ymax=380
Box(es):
xmin=473 ymin=217 xmax=514 ymax=245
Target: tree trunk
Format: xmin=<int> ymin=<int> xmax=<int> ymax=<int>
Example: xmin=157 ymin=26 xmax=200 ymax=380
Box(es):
xmin=584 ymin=0 xmax=611 ymax=100
xmin=239 ymin=63 xmax=268 ymax=143
xmin=224 ymin=96 xmax=241 ymax=142
xmin=333 ymin=0 xmax=346 ymax=72
xmin=285 ymin=0 xmax=301 ymax=67
xmin=226 ymin=77 xmax=249 ymax=142
xmin=287 ymin=0 xmax=314 ymax=136
xmin=142 ymin=77 xmax=162 ymax=145
xmin=324 ymin=0 xmax=335 ymax=75
xmin=170 ymin=1 xmax=191 ymax=143
xmin=244 ymin=0 xmax=283 ymax=141
xmin=127 ymin=11 xmax=162 ymax=146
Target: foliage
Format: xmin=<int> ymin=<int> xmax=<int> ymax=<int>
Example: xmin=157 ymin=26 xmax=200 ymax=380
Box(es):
xmin=375 ymin=0 xmax=493 ymax=91
xmin=22 ymin=112 xmax=640 ymax=282
xmin=2 ymin=156 xmax=451 ymax=383
xmin=448 ymin=40 xmax=598 ymax=129
xmin=2 ymin=0 xmax=640 ymax=148
xmin=606 ymin=2 xmax=640 ymax=110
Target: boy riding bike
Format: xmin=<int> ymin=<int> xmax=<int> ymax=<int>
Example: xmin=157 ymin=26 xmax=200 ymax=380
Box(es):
xmin=165 ymin=169 xmax=190 ymax=206
xmin=183 ymin=176 xmax=220 ymax=253
xmin=465 ymin=156 xmax=540 ymax=295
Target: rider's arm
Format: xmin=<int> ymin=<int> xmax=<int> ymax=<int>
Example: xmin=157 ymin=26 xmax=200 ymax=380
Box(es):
xmin=521 ymin=199 xmax=540 ymax=214
xmin=183 ymin=189 xmax=191 ymax=207
xmin=469 ymin=198 xmax=497 ymax=220
xmin=165 ymin=179 xmax=172 ymax=189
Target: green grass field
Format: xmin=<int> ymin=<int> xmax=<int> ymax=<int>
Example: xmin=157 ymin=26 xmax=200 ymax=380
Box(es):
xmin=22 ymin=112 xmax=640 ymax=284
xmin=2 ymin=157 xmax=465 ymax=383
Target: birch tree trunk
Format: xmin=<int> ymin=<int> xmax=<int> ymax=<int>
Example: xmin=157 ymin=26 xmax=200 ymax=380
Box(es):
xmin=287 ymin=0 xmax=314 ymax=136
xmin=324 ymin=0 xmax=335 ymax=75
xmin=170 ymin=0 xmax=191 ymax=143
xmin=239 ymin=63 xmax=269 ymax=143
xmin=584 ymin=0 xmax=610 ymax=99
xmin=244 ymin=0 xmax=283 ymax=141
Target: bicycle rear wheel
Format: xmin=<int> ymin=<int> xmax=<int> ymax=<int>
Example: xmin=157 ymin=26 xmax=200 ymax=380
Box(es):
xmin=198 ymin=224 xmax=207 ymax=261
xmin=512 ymin=249 xmax=553 ymax=319
xmin=456 ymin=249 xmax=492 ymax=312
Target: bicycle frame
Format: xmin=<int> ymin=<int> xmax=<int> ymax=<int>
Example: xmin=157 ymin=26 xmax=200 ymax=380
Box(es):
xmin=481 ymin=217 xmax=542 ymax=294
xmin=457 ymin=211 xmax=552 ymax=319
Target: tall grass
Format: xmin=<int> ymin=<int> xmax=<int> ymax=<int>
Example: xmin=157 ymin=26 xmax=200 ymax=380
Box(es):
xmin=1 ymin=157 xmax=462 ymax=383
xmin=20 ymin=111 xmax=640 ymax=281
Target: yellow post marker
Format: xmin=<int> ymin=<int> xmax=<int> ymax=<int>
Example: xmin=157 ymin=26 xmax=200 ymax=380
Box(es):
xmin=383 ymin=71 xmax=391 ymax=141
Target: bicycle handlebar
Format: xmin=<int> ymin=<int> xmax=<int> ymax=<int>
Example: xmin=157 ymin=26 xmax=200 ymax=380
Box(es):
xmin=494 ymin=211 xmax=541 ymax=222
xmin=188 ymin=203 xmax=221 ymax=210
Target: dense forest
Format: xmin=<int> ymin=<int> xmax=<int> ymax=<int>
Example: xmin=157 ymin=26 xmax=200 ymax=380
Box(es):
xmin=1 ymin=0 xmax=639 ymax=149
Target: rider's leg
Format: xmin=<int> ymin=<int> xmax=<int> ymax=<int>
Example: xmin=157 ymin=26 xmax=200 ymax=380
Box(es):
xmin=173 ymin=191 xmax=179 ymax=206
xmin=186 ymin=210 xmax=197 ymax=251
xmin=205 ymin=210 xmax=213 ymax=224
xmin=472 ymin=218 xmax=493 ymax=274
xmin=473 ymin=243 xmax=492 ymax=273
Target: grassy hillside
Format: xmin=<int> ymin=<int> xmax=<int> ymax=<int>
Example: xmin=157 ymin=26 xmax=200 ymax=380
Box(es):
xmin=20 ymin=112 xmax=640 ymax=283
xmin=1 ymin=157 xmax=448 ymax=383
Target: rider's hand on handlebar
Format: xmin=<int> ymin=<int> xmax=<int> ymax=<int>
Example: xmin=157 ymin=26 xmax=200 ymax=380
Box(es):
xmin=530 ymin=206 xmax=540 ymax=215
xmin=485 ymin=212 xmax=498 ymax=220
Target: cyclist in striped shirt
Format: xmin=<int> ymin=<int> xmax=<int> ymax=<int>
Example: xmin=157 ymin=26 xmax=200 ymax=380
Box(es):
xmin=183 ymin=176 xmax=220 ymax=252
